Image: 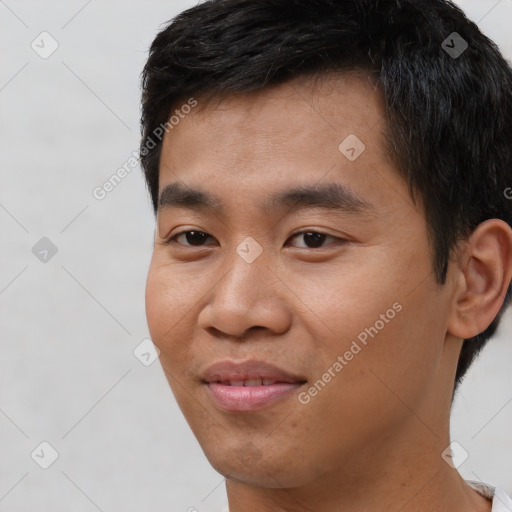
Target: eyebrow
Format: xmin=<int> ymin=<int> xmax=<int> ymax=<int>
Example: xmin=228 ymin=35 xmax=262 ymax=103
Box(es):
xmin=158 ymin=181 xmax=375 ymax=217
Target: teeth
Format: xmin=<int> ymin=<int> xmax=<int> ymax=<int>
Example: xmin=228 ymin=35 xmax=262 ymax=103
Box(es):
xmin=217 ymin=379 xmax=279 ymax=386
xmin=243 ymin=379 xmax=262 ymax=387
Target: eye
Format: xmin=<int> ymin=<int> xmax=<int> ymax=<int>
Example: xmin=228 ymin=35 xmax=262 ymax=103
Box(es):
xmin=164 ymin=229 xmax=345 ymax=249
xmin=164 ymin=230 xmax=216 ymax=247
xmin=286 ymin=231 xmax=344 ymax=249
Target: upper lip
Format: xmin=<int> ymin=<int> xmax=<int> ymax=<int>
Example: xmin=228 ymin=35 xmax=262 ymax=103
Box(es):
xmin=201 ymin=359 xmax=307 ymax=383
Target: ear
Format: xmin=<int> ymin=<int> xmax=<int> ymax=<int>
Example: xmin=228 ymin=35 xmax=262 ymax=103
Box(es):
xmin=448 ymin=219 xmax=512 ymax=340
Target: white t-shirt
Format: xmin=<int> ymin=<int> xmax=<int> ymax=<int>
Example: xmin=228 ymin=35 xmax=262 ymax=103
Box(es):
xmin=221 ymin=481 xmax=512 ymax=512
xmin=466 ymin=480 xmax=512 ymax=512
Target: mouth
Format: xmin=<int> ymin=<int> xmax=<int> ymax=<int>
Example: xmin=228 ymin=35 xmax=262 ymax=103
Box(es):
xmin=201 ymin=359 xmax=307 ymax=412
xmin=211 ymin=378 xmax=295 ymax=386
xmin=204 ymin=381 xmax=306 ymax=411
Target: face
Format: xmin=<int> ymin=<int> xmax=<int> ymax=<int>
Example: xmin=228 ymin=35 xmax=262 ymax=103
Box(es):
xmin=145 ymin=74 xmax=457 ymax=488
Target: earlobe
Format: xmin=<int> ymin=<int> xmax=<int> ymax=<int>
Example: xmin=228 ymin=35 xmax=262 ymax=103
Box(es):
xmin=447 ymin=219 xmax=512 ymax=340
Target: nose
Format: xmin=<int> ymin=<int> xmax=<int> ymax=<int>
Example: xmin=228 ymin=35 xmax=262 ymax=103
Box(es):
xmin=197 ymin=247 xmax=292 ymax=339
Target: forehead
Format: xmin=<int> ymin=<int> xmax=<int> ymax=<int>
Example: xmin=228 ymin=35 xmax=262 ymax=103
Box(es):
xmin=157 ymin=72 xmax=410 ymax=217
xmin=174 ymin=72 xmax=384 ymax=147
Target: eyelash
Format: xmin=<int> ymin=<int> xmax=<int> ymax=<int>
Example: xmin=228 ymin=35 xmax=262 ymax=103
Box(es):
xmin=163 ymin=230 xmax=345 ymax=249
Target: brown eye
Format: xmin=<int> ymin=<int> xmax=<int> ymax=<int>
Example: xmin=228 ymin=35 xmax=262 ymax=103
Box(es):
xmin=287 ymin=231 xmax=343 ymax=249
xmin=167 ymin=230 xmax=215 ymax=246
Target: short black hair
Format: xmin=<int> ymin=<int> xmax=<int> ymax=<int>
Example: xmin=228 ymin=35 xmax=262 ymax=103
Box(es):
xmin=139 ymin=0 xmax=512 ymax=393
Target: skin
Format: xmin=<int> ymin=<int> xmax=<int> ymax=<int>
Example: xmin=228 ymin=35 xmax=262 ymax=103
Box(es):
xmin=145 ymin=73 xmax=512 ymax=512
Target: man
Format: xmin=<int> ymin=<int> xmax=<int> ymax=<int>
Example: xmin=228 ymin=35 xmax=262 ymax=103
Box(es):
xmin=140 ymin=1 xmax=512 ymax=510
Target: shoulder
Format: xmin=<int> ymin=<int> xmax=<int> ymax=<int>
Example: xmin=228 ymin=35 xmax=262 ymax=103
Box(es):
xmin=492 ymin=487 xmax=512 ymax=512
xmin=466 ymin=480 xmax=512 ymax=512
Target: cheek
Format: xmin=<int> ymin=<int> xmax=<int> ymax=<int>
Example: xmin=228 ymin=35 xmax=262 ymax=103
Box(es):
xmin=145 ymin=262 xmax=197 ymax=405
xmin=145 ymin=259 xmax=194 ymax=350
xmin=288 ymin=249 xmax=444 ymax=401
xmin=317 ymin=272 xmax=446 ymax=420
xmin=145 ymin=256 xmax=215 ymax=380
xmin=278 ymin=258 xmax=402 ymax=351
xmin=145 ymin=262 xmax=170 ymax=342
xmin=145 ymin=253 xmax=202 ymax=325
xmin=286 ymin=289 xmax=443 ymax=467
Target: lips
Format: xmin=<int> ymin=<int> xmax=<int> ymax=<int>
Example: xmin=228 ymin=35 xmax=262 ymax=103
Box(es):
xmin=201 ymin=360 xmax=307 ymax=412
xmin=201 ymin=359 xmax=306 ymax=385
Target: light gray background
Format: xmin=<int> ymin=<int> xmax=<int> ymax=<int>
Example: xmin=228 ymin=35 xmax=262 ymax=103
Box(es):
xmin=0 ymin=1 xmax=511 ymax=511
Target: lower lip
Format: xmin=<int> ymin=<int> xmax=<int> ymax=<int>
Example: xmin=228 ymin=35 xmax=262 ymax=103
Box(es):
xmin=206 ymin=382 xmax=304 ymax=411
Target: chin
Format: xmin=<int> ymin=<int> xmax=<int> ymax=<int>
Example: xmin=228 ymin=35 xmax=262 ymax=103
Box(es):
xmin=200 ymin=439 xmax=317 ymax=489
